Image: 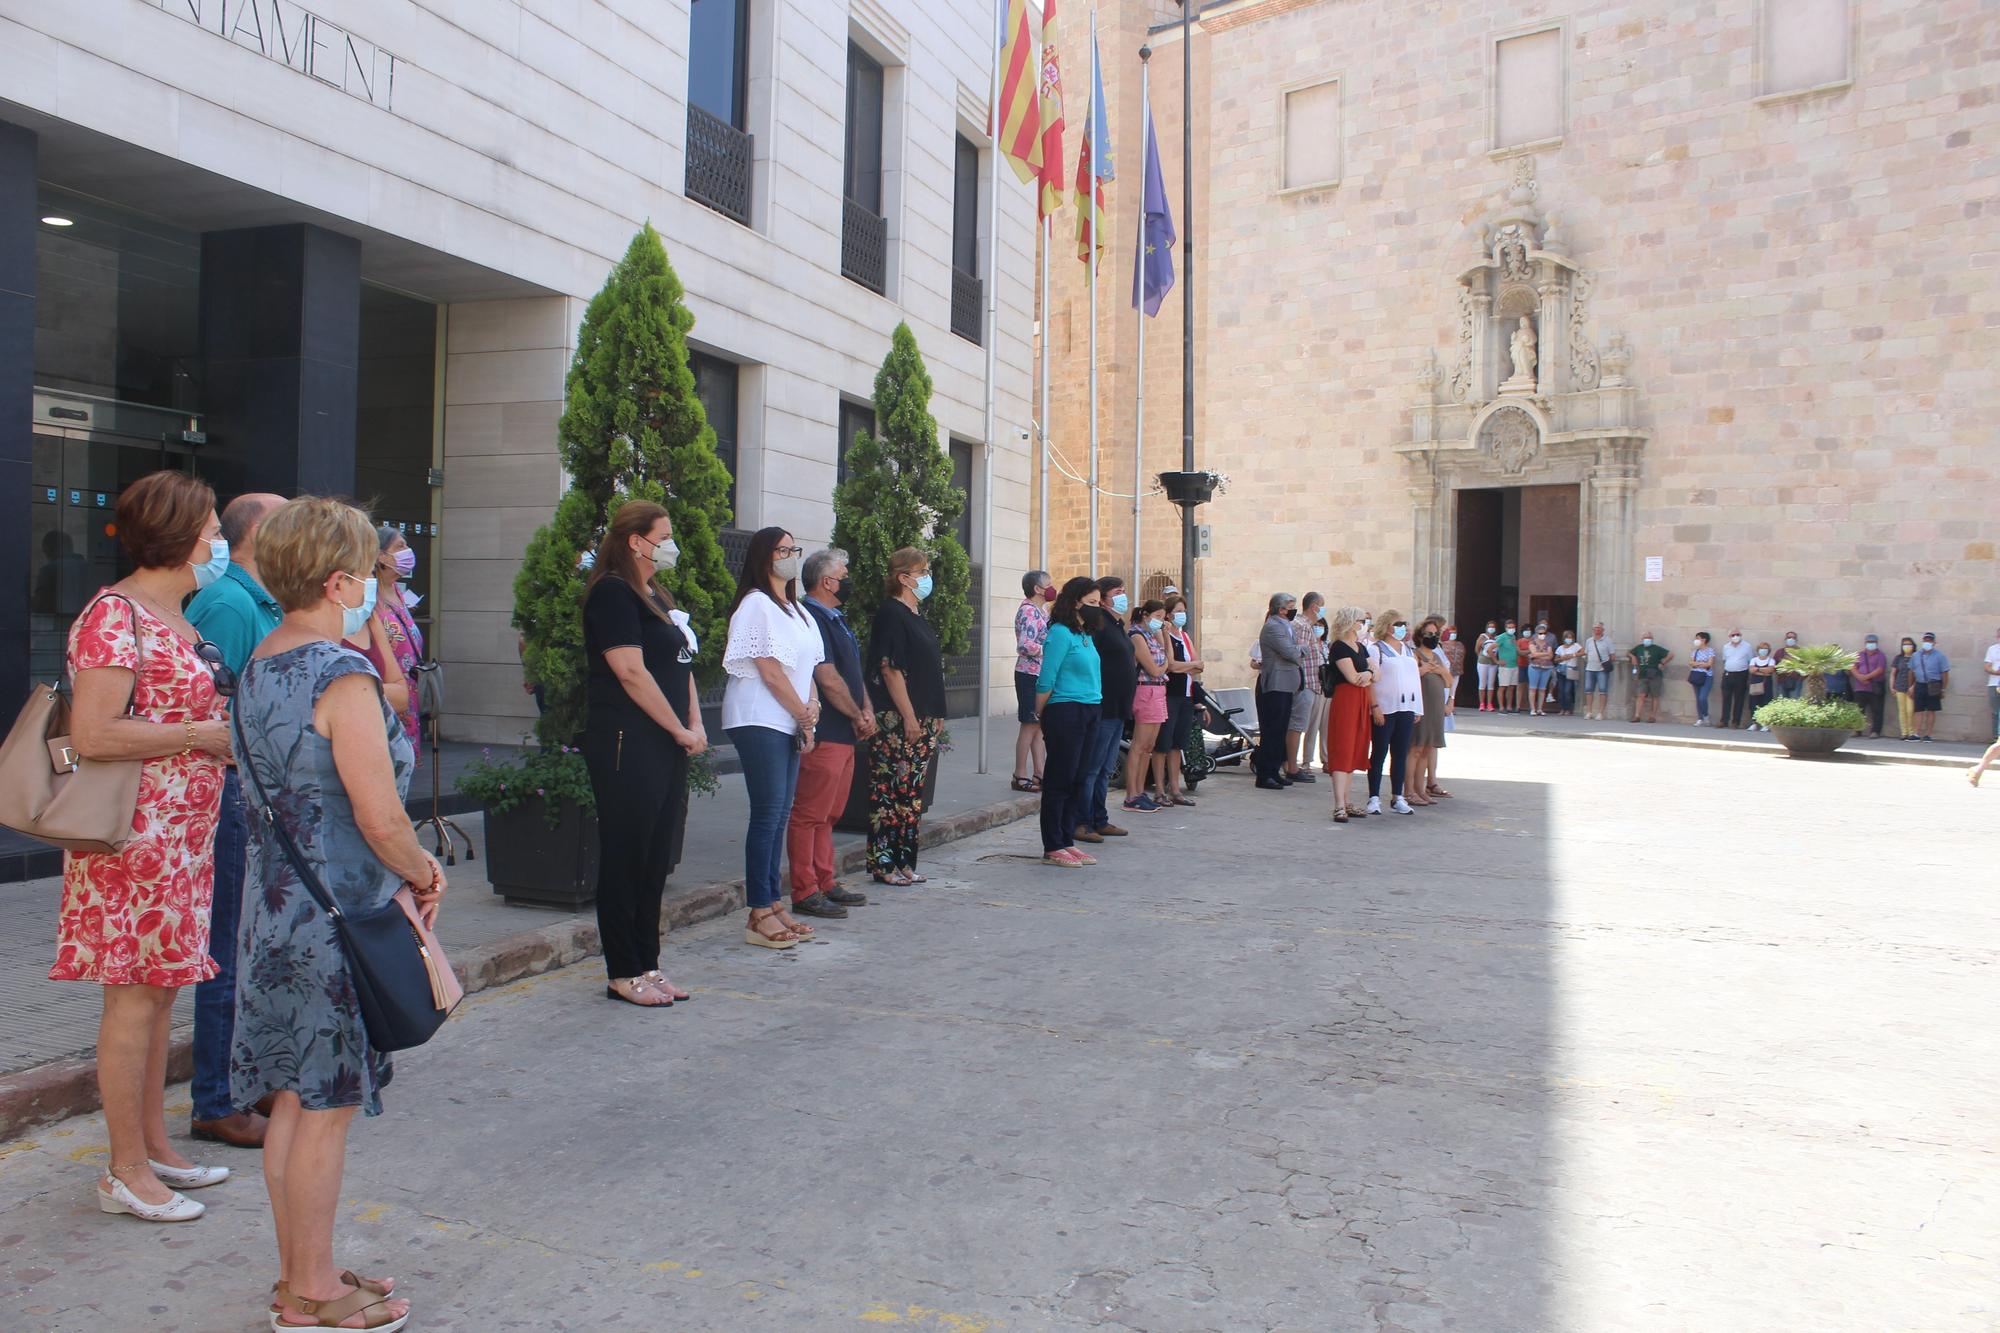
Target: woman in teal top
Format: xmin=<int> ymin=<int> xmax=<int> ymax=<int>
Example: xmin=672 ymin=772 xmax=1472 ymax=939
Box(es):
xmin=1034 ymin=577 xmax=1105 ymax=865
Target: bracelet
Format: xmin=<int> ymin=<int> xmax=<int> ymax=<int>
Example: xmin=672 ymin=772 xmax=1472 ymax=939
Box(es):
xmin=181 ymin=721 xmax=196 ymax=756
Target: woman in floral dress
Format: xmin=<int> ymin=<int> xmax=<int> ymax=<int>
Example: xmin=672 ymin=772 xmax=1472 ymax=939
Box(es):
xmin=54 ymin=470 xmax=237 ymax=1223
xmin=230 ymin=496 xmax=445 ymax=1331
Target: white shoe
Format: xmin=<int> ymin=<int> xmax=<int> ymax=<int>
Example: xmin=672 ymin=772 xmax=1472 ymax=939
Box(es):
xmin=1391 ymin=797 xmax=1414 ymax=814
xmin=1365 ymin=796 xmax=1382 ymax=815
xmin=149 ymin=1159 xmax=230 ymax=1190
xmin=97 ymin=1176 xmax=205 ymax=1223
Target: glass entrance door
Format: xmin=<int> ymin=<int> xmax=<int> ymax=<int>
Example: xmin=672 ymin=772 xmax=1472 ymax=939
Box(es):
xmin=28 ymin=427 xmax=196 ymax=683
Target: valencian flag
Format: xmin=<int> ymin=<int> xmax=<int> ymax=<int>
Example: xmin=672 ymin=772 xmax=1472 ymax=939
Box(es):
xmin=1035 ymin=0 xmax=1067 ymax=220
xmin=996 ymin=0 xmax=1044 ymax=185
xmin=1074 ymin=29 xmax=1113 ymax=262
xmin=1131 ymin=89 xmax=1176 ymax=315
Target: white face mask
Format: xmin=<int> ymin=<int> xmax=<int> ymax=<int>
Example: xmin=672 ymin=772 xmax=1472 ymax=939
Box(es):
xmin=774 ymin=550 xmax=802 ymax=582
xmin=643 ymin=535 xmax=678 ymax=574
xmin=1729 ymin=635 xmax=1741 ymax=644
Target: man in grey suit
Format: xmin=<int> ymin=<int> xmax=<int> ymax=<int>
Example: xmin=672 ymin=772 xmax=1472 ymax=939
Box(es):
xmin=1255 ymin=593 xmax=1305 ymax=790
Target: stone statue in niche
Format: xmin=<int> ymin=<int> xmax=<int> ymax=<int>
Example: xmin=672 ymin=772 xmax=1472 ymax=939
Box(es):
xmin=1501 ymin=315 xmax=1538 ymax=394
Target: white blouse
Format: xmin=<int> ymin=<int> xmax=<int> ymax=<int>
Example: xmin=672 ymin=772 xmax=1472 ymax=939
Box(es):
xmin=1369 ymin=640 xmax=1426 ymax=717
xmin=721 ymin=590 xmax=825 ymax=734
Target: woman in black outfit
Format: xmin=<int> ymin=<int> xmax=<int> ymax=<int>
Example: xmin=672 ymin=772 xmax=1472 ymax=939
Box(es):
xmin=581 ymin=500 xmax=709 ymax=1008
xmin=865 ymin=547 xmax=950 ymax=885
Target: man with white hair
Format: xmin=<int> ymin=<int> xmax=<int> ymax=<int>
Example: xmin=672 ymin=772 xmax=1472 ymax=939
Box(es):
xmin=788 ymin=547 xmax=876 ymax=919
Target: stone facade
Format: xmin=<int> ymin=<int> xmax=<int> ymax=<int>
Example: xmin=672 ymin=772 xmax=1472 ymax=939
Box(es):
xmin=1037 ymin=0 xmax=2000 ymax=737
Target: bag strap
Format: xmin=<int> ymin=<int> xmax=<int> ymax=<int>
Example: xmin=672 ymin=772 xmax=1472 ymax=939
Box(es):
xmin=231 ymin=701 xmax=347 ymax=927
xmin=75 ymin=593 xmax=145 ymax=717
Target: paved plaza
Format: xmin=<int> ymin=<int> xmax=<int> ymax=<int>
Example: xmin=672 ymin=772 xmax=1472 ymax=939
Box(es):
xmin=1 ymin=732 xmax=1994 ymax=1331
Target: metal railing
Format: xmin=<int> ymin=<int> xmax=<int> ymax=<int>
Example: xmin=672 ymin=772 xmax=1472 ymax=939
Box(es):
xmin=842 ymin=198 xmax=888 ymax=294
xmin=685 ymin=104 xmax=753 ymax=226
xmin=950 ymin=266 xmax=983 ymax=344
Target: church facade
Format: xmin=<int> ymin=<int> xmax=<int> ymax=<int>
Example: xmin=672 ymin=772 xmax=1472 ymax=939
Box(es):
xmin=1037 ymin=0 xmax=1998 ymax=737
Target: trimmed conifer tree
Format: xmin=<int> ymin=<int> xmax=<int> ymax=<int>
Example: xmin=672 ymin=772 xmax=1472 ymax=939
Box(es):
xmin=832 ymin=322 xmax=971 ymax=657
xmin=513 ymin=223 xmax=735 ymax=747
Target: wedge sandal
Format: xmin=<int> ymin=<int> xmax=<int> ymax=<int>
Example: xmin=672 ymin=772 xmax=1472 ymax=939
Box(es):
xmin=744 ymin=908 xmax=797 ymax=950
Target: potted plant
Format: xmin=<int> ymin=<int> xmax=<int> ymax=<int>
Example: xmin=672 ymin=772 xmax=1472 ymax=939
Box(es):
xmin=470 ymin=223 xmax=737 ymax=907
xmin=1756 ymin=643 xmax=1865 ymax=757
xmin=830 ymin=323 xmax=968 ymax=832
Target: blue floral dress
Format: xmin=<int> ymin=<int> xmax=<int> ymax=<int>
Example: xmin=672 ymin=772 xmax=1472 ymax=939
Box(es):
xmin=230 ymin=641 xmax=414 ymax=1117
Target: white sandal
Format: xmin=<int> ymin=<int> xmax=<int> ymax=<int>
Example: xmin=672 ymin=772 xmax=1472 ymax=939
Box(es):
xmin=150 ymin=1159 xmax=230 ymax=1189
xmin=98 ymin=1172 xmax=204 ymax=1223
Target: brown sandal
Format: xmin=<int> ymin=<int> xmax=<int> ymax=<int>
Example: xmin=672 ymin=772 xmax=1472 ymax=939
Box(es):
xmin=272 ymin=1273 xmax=395 ymax=1316
xmin=771 ymin=906 xmax=815 ymax=940
xmin=744 ymin=908 xmax=797 ymax=950
xmin=1333 ymin=808 xmax=1349 ymax=823
xmin=274 ymin=1279 xmax=408 ymax=1330
xmin=1428 ymin=785 xmax=1452 ymax=798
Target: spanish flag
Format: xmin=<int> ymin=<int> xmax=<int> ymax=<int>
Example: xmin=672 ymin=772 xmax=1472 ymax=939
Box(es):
xmin=996 ymin=0 xmax=1044 ymax=185
xmin=1074 ymin=30 xmax=1111 ymax=263
xmin=1035 ymin=0 xmax=1067 ymax=220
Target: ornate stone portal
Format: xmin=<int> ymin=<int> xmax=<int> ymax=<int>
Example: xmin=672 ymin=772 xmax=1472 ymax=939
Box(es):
xmin=1402 ymin=157 xmax=1650 ymax=636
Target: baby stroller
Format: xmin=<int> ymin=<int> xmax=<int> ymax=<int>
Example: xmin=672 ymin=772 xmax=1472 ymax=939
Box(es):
xmin=1184 ymin=682 xmax=1257 ymax=785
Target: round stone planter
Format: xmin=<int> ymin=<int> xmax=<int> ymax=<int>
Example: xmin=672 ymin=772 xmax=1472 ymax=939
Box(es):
xmin=1769 ymin=725 xmax=1850 ymax=757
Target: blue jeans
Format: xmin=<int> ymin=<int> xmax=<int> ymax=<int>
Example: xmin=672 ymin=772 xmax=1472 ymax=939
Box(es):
xmin=1083 ymin=715 xmax=1125 ymax=829
xmin=728 ymin=725 xmax=801 ymax=909
xmin=1776 ymin=675 xmax=1803 ymax=699
xmin=1691 ymin=671 xmax=1715 ymax=721
xmin=1557 ymin=675 xmax=1577 ymax=713
xmin=191 ymin=769 xmax=247 ymax=1121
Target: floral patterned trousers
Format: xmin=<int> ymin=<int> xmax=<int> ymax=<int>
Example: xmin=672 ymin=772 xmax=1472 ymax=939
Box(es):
xmin=868 ymin=713 xmax=942 ymax=873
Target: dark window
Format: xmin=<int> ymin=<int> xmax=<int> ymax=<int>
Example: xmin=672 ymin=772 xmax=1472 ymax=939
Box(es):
xmin=948 ymin=438 xmax=974 ymax=555
xmin=690 ymin=351 xmax=740 ymax=511
xmin=688 ymin=0 xmax=749 ymax=128
xmin=837 ymin=399 xmax=876 ymax=488
xmin=844 ymin=44 xmax=884 ymax=213
xmin=952 ymin=135 xmax=979 ymax=275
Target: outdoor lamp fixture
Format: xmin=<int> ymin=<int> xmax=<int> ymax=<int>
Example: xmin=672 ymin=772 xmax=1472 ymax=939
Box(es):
xmin=1158 ymin=470 xmax=1222 ymax=508
xmin=40 ymin=215 xmax=73 ymax=227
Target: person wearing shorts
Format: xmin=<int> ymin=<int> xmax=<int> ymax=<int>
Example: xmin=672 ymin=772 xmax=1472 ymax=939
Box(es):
xmin=1496 ymin=626 xmax=1521 ymax=712
xmin=1125 ymin=602 xmax=1171 ymax=812
xmin=1476 ymin=621 xmax=1500 ymax=710
xmin=1910 ymin=632 xmax=1950 ymax=741
xmin=1628 ymin=633 xmax=1671 ymax=723
xmin=1582 ymin=623 xmax=1617 ymax=720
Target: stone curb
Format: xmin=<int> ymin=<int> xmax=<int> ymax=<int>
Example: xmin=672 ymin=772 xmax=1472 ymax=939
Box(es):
xmin=0 ymin=792 xmax=1039 ymax=1142
xmin=1519 ymin=727 xmax=1971 ymax=767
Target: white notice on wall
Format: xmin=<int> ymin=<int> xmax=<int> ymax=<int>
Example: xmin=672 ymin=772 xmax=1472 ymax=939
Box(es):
xmin=1644 ymin=556 xmax=1664 ymax=582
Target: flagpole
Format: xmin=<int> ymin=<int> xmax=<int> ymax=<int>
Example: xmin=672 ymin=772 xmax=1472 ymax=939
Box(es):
xmin=1133 ymin=48 xmax=1150 ymax=589
xmin=977 ymin=0 xmax=1007 ymax=777
xmin=1086 ymin=6 xmax=1100 ymax=579
xmin=1038 ymin=216 xmax=1050 ymax=573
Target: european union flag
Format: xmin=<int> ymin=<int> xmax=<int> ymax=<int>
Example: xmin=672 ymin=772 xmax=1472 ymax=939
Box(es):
xmin=1131 ymin=94 xmax=1176 ymax=317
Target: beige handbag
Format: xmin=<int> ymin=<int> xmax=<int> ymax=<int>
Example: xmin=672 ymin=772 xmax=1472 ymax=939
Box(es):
xmin=0 ymin=596 xmax=145 ymax=854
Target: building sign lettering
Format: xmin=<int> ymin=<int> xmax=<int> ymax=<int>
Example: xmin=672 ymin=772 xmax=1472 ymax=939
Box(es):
xmin=147 ymin=0 xmax=400 ymax=110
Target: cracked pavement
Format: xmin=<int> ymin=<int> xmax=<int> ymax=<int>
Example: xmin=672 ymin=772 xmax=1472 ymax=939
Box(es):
xmin=1 ymin=734 xmax=1995 ymax=1330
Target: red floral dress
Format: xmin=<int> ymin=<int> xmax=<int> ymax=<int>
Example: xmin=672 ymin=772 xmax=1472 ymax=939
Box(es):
xmin=50 ymin=593 xmax=227 ymax=987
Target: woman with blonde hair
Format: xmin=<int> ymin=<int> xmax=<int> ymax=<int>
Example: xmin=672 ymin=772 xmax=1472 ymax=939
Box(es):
xmin=1364 ymin=608 xmax=1425 ymax=815
xmin=233 ymin=496 xmax=448 ymax=1329
xmin=1321 ymin=605 xmax=1375 ymax=822
xmin=1408 ymin=616 xmax=1453 ymax=804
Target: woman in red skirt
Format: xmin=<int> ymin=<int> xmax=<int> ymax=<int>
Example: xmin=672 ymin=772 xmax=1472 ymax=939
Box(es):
xmin=1322 ymin=605 xmax=1376 ymax=822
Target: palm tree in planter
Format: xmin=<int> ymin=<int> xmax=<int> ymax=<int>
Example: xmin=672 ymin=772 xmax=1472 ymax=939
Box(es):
xmin=1755 ymin=643 xmax=1864 ymax=756
xmin=829 ymin=323 xmax=971 ymax=829
xmin=460 ymin=224 xmax=736 ymax=906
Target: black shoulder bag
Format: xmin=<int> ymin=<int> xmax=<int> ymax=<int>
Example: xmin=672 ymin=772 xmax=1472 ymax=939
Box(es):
xmin=232 ymin=705 xmax=461 ymax=1052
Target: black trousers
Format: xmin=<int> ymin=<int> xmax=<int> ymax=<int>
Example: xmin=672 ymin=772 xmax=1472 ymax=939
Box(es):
xmin=1254 ymin=687 xmax=1294 ymax=780
xmin=1856 ymin=689 xmax=1885 ymax=735
xmin=1720 ymin=670 xmax=1751 ymax=728
xmin=583 ymin=714 xmax=689 ymax=980
xmin=1038 ymin=701 xmax=1095 ymax=853
xmin=1369 ymin=710 xmax=1415 ymax=799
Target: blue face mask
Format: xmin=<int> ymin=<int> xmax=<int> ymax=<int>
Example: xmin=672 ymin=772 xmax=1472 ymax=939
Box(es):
xmin=913 ymin=573 xmax=934 ymax=601
xmin=1391 ymin=624 xmax=1408 ymax=641
xmin=1147 ymin=618 xmax=1164 ymax=633
xmin=338 ymin=574 xmax=378 ymax=637
xmin=1172 ymin=610 xmax=1187 ymax=628
xmin=190 ymin=537 xmax=230 ymax=591
xmin=1110 ymin=593 xmax=1129 ymax=616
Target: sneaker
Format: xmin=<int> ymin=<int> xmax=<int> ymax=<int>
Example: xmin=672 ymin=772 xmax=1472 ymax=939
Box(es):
xmin=1122 ymin=794 xmax=1162 ymax=813
xmin=1365 ymin=796 xmax=1382 ymax=815
xmin=1391 ymin=797 xmax=1414 ymax=814
xmin=1097 ymin=823 xmax=1129 ymax=836
xmin=1921 ymin=736 xmax=1936 ymax=743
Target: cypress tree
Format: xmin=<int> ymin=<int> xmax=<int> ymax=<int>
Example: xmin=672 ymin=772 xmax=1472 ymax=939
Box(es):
xmin=513 ymin=223 xmax=736 ymax=746
xmin=832 ymin=322 xmax=972 ymax=656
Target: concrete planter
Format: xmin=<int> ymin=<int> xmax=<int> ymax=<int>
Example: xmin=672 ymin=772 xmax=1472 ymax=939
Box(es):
xmin=1770 ymin=725 xmax=1851 ymax=758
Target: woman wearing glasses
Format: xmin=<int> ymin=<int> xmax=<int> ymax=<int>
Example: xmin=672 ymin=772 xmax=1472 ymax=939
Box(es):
xmin=52 ymin=470 xmax=237 ymax=1223
xmin=723 ymin=527 xmax=825 ymax=946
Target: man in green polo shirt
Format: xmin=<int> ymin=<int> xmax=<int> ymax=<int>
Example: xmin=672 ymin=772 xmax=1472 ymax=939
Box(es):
xmin=184 ymin=492 xmax=285 ymax=1149
xmin=1627 ymin=632 xmax=1673 ymax=725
